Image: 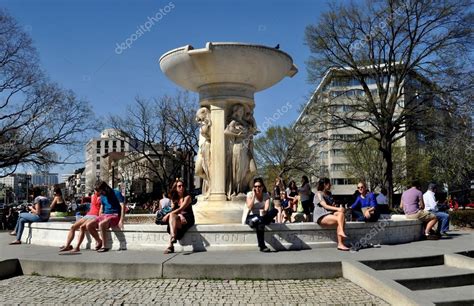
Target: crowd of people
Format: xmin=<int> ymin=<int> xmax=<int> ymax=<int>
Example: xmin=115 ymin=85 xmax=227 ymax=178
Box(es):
xmin=6 ymin=176 xmax=453 ymax=252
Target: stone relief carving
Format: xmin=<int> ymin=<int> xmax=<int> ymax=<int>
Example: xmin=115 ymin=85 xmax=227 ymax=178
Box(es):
xmin=224 ymin=104 xmax=258 ymax=198
xmin=195 ymin=107 xmax=211 ymax=199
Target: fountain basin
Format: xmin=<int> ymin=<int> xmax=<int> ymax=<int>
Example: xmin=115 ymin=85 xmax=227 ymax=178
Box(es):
xmin=159 ymin=42 xmax=298 ymax=93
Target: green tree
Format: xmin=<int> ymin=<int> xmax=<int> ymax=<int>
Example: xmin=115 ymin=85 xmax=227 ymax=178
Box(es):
xmin=253 ymin=126 xmax=317 ymax=185
xmin=302 ymin=0 xmax=473 ymax=205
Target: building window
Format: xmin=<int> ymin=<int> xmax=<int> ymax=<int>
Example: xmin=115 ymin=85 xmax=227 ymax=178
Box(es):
xmin=96 ymin=148 xmax=100 ymax=154
xmin=331 ymin=149 xmax=346 ymax=157
xmin=330 ymin=164 xmax=351 ymax=171
xmin=96 ymin=141 xmax=101 ymax=148
xmin=96 ymin=165 xmax=100 ymax=170
xmin=113 ymin=140 xmax=117 ymax=148
xmin=330 ymin=178 xmax=357 ymax=185
xmin=104 ymin=148 xmax=108 ymax=154
xmin=104 ymin=141 xmax=109 ymax=148
xmin=96 ymin=157 xmax=100 ymax=162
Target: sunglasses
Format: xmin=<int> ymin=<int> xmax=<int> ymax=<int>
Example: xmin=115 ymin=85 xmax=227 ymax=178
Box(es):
xmin=177 ymin=185 xmax=184 ymax=188
xmin=357 ymin=186 xmax=365 ymax=189
xmin=254 ymin=185 xmax=262 ymax=188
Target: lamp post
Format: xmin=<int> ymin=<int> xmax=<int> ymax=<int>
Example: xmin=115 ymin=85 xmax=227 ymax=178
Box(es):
xmin=26 ymin=174 xmax=31 ymax=203
xmin=17 ymin=182 xmax=22 ymax=202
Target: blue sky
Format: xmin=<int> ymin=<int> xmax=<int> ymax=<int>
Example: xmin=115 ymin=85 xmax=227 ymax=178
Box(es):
xmin=2 ymin=0 xmax=330 ymax=178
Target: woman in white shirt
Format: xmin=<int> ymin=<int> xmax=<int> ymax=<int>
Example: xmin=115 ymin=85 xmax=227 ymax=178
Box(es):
xmin=246 ymin=177 xmax=277 ymax=252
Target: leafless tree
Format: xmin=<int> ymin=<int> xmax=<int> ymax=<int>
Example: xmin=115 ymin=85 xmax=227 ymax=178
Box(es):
xmin=0 ymin=10 xmax=96 ymax=177
xmin=109 ymin=91 xmax=199 ymax=192
xmin=301 ymin=0 xmax=473 ymax=205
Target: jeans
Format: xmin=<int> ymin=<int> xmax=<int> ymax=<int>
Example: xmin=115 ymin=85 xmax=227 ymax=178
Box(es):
xmin=246 ymin=208 xmax=278 ymax=249
xmin=14 ymin=213 xmax=45 ymax=241
xmin=434 ymin=211 xmax=450 ymax=233
xmin=352 ymin=209 xmax=380 ymax=222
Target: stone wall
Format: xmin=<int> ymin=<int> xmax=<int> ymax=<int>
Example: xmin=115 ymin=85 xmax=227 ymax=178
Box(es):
xmin=26 ymin=216 xmax=422 ymax=251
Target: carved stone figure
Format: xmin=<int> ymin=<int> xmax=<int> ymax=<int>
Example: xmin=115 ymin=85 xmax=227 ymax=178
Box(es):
xmin=225 ymin=104 xmax=258 ymax=198
xmin=195 ymin=107 xmax=211 ymax=198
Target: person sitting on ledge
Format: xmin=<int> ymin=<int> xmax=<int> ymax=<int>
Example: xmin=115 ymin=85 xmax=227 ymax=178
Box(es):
xmin=9 ymin=187 xmax=51 ymax=245
xmin=59 ymin=187 xmax=102 ymax=253
xmin=50 ymin=186 xmax=68 ymax=217
xmin=400 ymin=180 xmax=439 ymax=240
xmin=245 ymin=177 xmax=278 ymax=252
xmin=86 ymin=180 xmax=125 ymax=252
xmin=350 ymin=181 xmax=379 ymax=222
xmin=423 ymin=183 xmax=450 ymax=237
xmin=162 ymin=179 xmax=195 ymax=254
xmin=313 ymin=178 xmax=349 ymax=251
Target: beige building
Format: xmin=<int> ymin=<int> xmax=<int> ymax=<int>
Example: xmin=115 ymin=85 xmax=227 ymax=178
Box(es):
xmin=84 ymin=129 xmax=130 ymax=192
xmin=295 ymin=67 xmax=443 ymax=195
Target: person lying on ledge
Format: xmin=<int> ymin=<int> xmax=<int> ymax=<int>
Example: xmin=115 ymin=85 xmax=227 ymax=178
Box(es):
xmin=350 ymin=181 xmax=379 ymax=222
xmin=162 ymin=179 xmax=195 ymax=254
xmin=59 ymin=187 xmax=102 ymax=253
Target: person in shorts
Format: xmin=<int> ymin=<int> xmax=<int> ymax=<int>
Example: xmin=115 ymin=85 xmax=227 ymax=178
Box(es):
xmin=86 ymin=180 xmax=125 ymax=252
xmin=400 ymin=180 xmax=438 ymax=240
xmin=59 ymin=188 xmax=102 ymax=253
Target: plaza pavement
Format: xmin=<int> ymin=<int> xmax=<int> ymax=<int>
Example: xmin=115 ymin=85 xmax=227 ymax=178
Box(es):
xmin=0 ymin=230 xmax=473 ymax=305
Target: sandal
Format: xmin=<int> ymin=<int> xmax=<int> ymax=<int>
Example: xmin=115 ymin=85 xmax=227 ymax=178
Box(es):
xmin=164 ymin=245 xmax=174 ymax=254
xmin=9 ymin=231 xmax=16 ymax=236
xmin=59 ymin=245 xmax=73 ymax=252
xmin=170 ymin=236 xmax=177 ymax=244
xmin=97 ymin=247 xmax=109 ymax=253
xmin=9 ymin=240 xmax=21 ymax=245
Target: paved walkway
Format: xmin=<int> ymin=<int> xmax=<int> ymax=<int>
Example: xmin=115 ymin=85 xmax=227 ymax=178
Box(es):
xmin=1 ymin=230 xmax=473 ymax=305
xmin=0 ymin=276 xmax=388 ymax=305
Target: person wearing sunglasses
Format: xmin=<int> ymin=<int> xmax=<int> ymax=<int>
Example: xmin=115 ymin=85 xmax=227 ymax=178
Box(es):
xmin=246 ymin=177 xmax=277 ymax=252
xmin=162 ymin=179 xmax=195 ymax=254
xmin=350 ymin=181 xmax=379 ymax=222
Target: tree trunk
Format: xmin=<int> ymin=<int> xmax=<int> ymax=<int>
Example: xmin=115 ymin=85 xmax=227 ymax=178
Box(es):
xmin=380 ymin=136 xmax=394 ymax=208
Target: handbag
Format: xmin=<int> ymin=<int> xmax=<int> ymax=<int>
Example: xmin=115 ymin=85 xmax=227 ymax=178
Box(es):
xmin=155 ymin=206 xmax=172 ymax=225
xmin=296 ymin=198 xmax=304 ymax=213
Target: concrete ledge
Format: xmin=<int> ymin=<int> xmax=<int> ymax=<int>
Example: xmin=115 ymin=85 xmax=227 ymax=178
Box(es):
xmin=25 ymin=218 xmax=422 ymax=251
xmin=444 ymin=253 xmax=474 ymax=270
xmin=19 ymin=259 xmax=163 ymax=280
xmin=163 ymin=261 xmax=342 ymax=280
xmin=342 ymin=261 xmax=433 ymax=306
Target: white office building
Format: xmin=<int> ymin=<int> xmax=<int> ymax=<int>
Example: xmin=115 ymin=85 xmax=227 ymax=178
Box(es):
xmin=84 ymin=129 xmax=130 ymax=192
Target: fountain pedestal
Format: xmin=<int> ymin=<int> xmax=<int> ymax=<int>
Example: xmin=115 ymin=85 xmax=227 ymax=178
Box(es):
xmin=159 ymin=42 xmax=297 ymax=224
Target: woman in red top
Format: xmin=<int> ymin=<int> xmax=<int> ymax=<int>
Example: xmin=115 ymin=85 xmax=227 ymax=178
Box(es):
xmin=59 ymin=188 xmax=102 ymax=252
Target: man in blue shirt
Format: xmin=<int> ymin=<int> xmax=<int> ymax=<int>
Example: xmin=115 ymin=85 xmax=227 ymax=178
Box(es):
xmin=350 ymin=182 xmax=379 ymax=222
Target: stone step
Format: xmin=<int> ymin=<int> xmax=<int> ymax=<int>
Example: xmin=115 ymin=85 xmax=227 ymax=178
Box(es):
xmin=361 ymin=255 xmax=445 ymax=270
xmin=395 ymin=272 xmax=474 ymax=291
xmin=379 ymin=264 xmax=474 ymax=281
xmin=416 ymin=284 xmax=474 ymax=305
xmin=457 ymin=250 xmax=474 ymax=258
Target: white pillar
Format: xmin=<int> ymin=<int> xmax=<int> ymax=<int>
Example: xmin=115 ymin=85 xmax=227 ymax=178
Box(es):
xmin=208 ymin=101 xmax=227 ymax=201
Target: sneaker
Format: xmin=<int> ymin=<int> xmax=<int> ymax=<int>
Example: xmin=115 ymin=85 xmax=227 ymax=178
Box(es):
xmin=425 ymin=234 xmax=440 ymax=240
xmin=259 ymin=247 xmax=271 ymax=252
xmin=440 ymin=232 xmax=449 ymax=237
